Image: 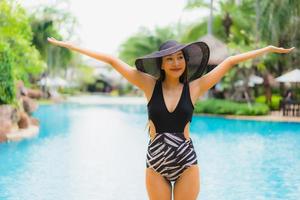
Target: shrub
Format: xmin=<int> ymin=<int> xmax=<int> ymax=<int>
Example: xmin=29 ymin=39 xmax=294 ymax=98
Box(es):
xmin=0 ymin=42 xmax=15 ymax=104
xmin=194 ymin=98 xmax=269 ymax=116
xmin=255 ymin=95 xmax=282 ymax=110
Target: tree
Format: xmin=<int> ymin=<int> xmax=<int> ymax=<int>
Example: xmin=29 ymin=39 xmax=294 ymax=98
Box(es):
xmin=118 ymin=26 xmax=178 ymax=66
xmin=29 ymin=5 xmax=77 ymax=77
xmin=0 ymin=42 xmax=15 ymax=104
xmin=0 ymin=0 xmax=45 ymax=86
xmin=257 ymin=0 xmax=300 ymax=95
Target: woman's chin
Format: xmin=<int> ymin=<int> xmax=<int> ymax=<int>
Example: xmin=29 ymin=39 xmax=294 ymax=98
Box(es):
xmin=168 ymin=73 xmax=183 ymax=79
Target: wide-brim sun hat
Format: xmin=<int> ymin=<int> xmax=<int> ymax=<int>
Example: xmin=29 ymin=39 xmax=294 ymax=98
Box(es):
xmin=135 ymin=40 xmax=210 ymax=82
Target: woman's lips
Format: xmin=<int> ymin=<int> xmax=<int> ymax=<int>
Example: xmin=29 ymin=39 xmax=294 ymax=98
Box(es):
xmin=170 ymin=68 xmax=182 ymax=71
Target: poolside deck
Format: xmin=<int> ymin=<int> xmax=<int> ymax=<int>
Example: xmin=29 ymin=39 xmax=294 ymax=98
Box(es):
xmin=196 ymin=111 xmax=300 ymax=123
xmin=67 ymin=95 xmax=300 ymax=123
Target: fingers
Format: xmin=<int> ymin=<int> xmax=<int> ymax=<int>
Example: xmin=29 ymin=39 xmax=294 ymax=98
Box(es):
xmin=47 ymin=37 xmax=64 ymax=47
xmin=47 ymin=37 xmax=72 ymax=49
xmin=273 ymin=46 xmax=295 ymax=53
xmin=47 ymin=37 xmax=55 ymax=43
xmin=47 ymin=37 xmax=58 ymax=43
xmin=282 ymin=47 xmax=295 ymax=53
xmin=289 ymin=47 xmax=295 ymax=51
xmin=281 ymin=47 xmax=294 ymax=51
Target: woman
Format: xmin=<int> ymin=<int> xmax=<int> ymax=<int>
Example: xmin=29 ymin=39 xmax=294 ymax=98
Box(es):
xmin=48 ymin=37 xmax=294 ymax=200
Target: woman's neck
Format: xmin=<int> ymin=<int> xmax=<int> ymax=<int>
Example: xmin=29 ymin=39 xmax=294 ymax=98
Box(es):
xmin=163 ymin=76 xmax=182 ymax=89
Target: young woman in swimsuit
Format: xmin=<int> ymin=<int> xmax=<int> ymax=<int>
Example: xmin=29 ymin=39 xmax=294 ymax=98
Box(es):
xmin=48 ymin=37 xmax=293 ymax=200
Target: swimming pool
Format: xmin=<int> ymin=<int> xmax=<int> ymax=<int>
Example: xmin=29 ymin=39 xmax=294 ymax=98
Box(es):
xmin=0 ymin=103 xmax=299 ymax=200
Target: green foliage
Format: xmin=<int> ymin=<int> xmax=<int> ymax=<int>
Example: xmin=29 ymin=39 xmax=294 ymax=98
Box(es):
xmin=194 ymin=99 xmax=269 ymax=116
xmin=0 ymin=0 xmax=46 ymax=85
xmin=0 ymin=42 xmax=15 ymax=104
xmin=255 ymin=94 xmax=283 ymax=110
xmin=180 ymin=15 xmax=228 ymax=44
xmin=58 ymin=87 xmax=80 ymax=96
xmin=258 ymin=0 xmax=299 ymax=46
xmin=66 ymin=64 xmax=96 ymax=91
xmin=30 ymin=15 xmax=73 ymax=73
xmin=118 ymin=26 xmax=177 ymax=66
xmin=256 ymin=0 xmax=300 ymax=75
xmin=184 ymin=0 xmax=209 ymax=10
xmin=180 ymin=21 xmax=207 ymax=43
xmin=181 ymin=0 xmax=280 ymax=93
xmin=183 ymin=0 xmax=256 ymax=43
xmin=0 ymin=0 xmax=32 ymax=41
xmin=30 ymin=19 xmax=61 ymax=60
xmin=119 ymin=84 xmax=134 ymax=96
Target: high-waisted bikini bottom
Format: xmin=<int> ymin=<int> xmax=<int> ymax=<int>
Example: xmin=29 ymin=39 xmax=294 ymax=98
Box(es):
xmin=146 ymin=132 xmax=198 ymax=182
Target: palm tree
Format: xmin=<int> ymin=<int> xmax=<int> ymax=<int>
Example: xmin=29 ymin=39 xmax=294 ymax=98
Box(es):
xmin=257 ymin=0 xmax=300 ymax=97
xmin=30 ymin=5 xmax=77 ymax=77
xmin=118 ymin=26 xmax=177 ymax=66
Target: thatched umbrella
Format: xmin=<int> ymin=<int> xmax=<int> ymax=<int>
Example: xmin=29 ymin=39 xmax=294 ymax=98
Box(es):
xmin=197 ymin=34 xmax=230 ymax=99
xmin=198 ymin=34 xmax=230 ymax=65
xmin=275 ymin=68 xmax=300 ymax=99
xmin=275 ymin=69 xmax=300 ymax=83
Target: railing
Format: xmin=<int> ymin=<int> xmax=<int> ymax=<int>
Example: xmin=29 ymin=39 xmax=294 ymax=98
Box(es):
xmin=280 ymin=100 xmax=300 ymax=117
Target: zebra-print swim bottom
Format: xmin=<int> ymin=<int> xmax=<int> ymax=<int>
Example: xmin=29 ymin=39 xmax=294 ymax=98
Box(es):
xmin=146 ymin=132 xmax=198 ymax=182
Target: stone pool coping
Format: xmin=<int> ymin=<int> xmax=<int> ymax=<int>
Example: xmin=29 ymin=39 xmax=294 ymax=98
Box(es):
xmin=195 ymin=112 xmax=300 ymax=123
xmin=6 ymin=125 xmax=39 ymax=142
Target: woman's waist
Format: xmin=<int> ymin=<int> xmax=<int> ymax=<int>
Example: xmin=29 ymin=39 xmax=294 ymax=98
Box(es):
xmin=149 ymin=132 xmax=191 ymax=143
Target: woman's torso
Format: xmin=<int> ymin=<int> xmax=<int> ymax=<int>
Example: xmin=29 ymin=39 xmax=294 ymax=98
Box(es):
xmin=145 ymin=79 xmax=196 ymax=140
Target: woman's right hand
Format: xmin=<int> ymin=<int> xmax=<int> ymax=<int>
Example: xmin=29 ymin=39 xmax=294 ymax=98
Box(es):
xmin=47 ymin=37 xmax=72 ymax=48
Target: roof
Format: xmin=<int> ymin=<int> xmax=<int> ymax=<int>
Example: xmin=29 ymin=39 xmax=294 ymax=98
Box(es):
xmin=275 ymin=69 xmax=300 ymax=83
xmin=198 ymin=34 xmax=230 ymax=65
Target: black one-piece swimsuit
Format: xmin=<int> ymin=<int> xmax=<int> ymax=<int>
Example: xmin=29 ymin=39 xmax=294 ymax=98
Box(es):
xmin=146 ymin=79 xmax=198 ymax=182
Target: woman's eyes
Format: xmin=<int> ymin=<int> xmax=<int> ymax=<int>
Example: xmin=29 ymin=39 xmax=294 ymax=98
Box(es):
xmin=166 ymin=56 xmax=183 ymax=61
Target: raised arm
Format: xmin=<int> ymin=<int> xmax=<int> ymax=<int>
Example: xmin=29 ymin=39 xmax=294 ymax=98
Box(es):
xmin=190 ymin=45 xmax=295 ymax=98
xmin=47 ymin=37 xmax=155 ymax=92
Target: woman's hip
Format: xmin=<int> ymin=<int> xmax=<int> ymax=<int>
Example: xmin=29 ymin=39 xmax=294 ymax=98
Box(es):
xmin=146 ymin=132 xmax=198 ymax=167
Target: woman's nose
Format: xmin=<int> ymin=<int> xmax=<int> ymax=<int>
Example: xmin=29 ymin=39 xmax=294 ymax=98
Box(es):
xmin=172 ymin=58 xmax=177 ymax=65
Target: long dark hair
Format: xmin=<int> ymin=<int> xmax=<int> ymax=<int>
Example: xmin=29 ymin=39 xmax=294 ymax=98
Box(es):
xmin=156 ymin=50 xmax=189 ymax=83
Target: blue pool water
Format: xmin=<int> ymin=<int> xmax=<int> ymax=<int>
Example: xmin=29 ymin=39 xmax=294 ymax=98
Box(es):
xmin=0 ymin=103 xmax=300 ymax=200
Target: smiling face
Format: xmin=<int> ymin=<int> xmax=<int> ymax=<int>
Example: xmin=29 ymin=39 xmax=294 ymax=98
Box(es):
xmin=161 ymin=50 xmax=186 ymax=80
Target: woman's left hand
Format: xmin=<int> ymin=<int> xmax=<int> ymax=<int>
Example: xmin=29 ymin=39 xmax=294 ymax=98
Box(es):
xmin=268 ymin=46 xmax=295 ymax=54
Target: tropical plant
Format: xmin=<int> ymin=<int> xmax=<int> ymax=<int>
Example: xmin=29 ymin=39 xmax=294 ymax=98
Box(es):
xmin=0 ymin=42 xmax=15 ymax=104
xmin=257 ymin=0 xmax=300 ymax=76
xmin=118 ymin=26 xmax=178 ymax=66
xmin=183 ymin=0 xmax=299 ymax=105
xmin=29 ymin=5 xmax=77 ymax=77
xmin=0 ymin=0 xmax=45 ymax=86
xmin=194 ymin=98 xmax=269 ymax=115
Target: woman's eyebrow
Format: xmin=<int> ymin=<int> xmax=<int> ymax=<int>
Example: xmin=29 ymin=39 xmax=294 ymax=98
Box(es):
xmin=165 ymin=52 xmax=183 ymax=59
